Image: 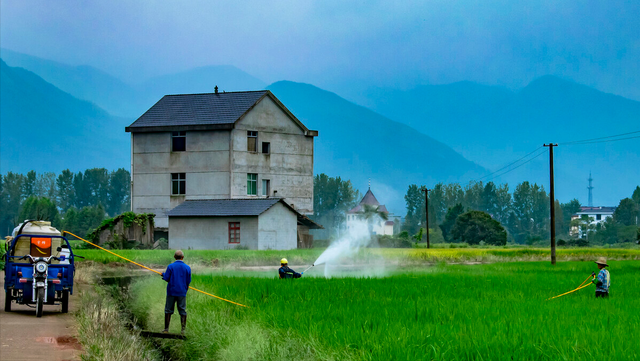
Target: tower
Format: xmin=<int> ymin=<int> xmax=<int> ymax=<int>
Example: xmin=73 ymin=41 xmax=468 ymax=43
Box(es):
xmin=587 ymin=172 xmax=594 ymax=207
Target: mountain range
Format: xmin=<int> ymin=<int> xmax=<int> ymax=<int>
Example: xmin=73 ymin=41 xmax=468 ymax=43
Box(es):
xmin=1 ymin=48 xmax=638 ymax=210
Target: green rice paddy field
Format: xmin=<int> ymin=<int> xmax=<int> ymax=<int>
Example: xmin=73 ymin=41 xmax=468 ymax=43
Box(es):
xmin=126 ymin=259 xmax=640 ymax=361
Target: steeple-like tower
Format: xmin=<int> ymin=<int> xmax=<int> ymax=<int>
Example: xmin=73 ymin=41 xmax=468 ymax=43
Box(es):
xmin=587 ymin=172 xmax=594 ymax=207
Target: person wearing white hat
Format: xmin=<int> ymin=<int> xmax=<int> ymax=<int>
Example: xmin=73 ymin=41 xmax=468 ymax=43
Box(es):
xmin=591 ymin=257 xmax=610 ymax=298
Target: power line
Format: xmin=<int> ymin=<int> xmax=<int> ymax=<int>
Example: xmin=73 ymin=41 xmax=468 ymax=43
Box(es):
xmin=562 ymin=135 xmax=640 ymax=145
xmin=483 ymin=149 xmax=547 ymax=182
xmin=476 ymin=146 xmax=543 ymax=181
xmin=560 ymin=130 xmax=640 ymax=145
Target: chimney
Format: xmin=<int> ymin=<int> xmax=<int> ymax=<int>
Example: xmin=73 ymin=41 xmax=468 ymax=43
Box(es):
xmin=214 ymin=85 xmax=218 ymax=94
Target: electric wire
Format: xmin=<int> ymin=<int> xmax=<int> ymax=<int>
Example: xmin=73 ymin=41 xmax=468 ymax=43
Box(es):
xmin=63 ymin=231 xmax=249 ymax=308
xmin=562 ymin=135 xmax=640 ymax=145
xmin=482 ymin=148 xmax=547 ymax=182
xmin=560 ymin=130 xmax=640 ymax=145
xmin=476 ymin=146 xmax=544 ymax=181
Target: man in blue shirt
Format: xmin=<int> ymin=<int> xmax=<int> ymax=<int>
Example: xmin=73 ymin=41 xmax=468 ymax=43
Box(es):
xmin=162 ymin=250 xmax=191 ymax=334
xmin=591 ymin=257 xmax=610 ymax=298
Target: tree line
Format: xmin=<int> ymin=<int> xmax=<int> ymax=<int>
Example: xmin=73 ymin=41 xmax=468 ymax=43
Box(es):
xmin=0 ymin=169 xmax=130 ymax=237
xmin=403 ymin=181 xmax=639 ymax=245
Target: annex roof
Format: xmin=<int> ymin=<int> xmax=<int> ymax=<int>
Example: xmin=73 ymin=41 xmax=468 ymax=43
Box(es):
xmin=577 ymin=206 xmax=616 ymax=214
xmin=125 ymin=90 xmax=317 ymax=136
xmin=167 ymin=198 xmax=323 ymax=228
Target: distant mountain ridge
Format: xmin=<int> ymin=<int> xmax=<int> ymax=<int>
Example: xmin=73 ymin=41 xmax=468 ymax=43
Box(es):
xmin=0 ymin=60 xmax=130 ymax=173
xmin=1 ymin=49 xmax=266 ymax=118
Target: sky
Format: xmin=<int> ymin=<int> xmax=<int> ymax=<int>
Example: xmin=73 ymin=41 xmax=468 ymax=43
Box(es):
xmin=1 ymin=0 xmax=639 ymax=100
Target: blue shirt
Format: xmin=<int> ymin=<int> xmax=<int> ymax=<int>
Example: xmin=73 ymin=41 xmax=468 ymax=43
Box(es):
xmin=162 ymin=260 xmax=191 ymax=297
xmin=595 ymin=269 xmax=610 ymax=293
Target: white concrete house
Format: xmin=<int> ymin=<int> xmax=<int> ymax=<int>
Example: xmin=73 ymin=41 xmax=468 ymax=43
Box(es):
xmin=346 ymin=188 xmax=395 ymax=236
xmin=126 ymin=89 xmax=321 ymax=249
xmin=570 ymin=206 xmax=616 ymax=238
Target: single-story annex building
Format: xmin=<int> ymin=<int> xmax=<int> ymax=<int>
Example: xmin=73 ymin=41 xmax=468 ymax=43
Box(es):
xmin=167 ymin=198 xmax=321 ymax=250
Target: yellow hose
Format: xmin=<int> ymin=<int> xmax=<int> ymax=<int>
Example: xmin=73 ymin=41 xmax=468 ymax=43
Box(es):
xmin=547 ymin=275 xmax=595 ymax=301
xmin=64 ymin=231 xmax=249 ymax=308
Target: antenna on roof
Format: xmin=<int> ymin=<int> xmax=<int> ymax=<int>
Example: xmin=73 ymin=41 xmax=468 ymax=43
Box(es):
xmin=215 ymin=85 xmax=219 ymax=94
xmin=368 ymin=178 xmax=371 ymax=190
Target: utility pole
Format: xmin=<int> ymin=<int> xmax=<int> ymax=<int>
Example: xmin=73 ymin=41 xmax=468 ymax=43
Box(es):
xmin=544 ymin=143 xmax=558 ymax=265
xmin=424 ymin=187 xmax=431 ymax=249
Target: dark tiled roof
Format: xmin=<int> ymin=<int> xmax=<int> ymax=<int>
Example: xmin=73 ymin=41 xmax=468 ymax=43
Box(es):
xmin=128 ymin=91 xmax=268 ymax=129
xmin=360 ymin=189 xmax=380 ymax=206
xmin=167 ymin=198 xmax=324 ymax=229
xmin=167 ymin=198 xmax=280 ymax=217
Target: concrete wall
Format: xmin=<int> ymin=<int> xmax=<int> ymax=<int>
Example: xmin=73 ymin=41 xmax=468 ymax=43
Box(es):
xmin=168 ymin=216 xmax=259 ymax=250
xmin=232 ymin=96 xmax=314 ymax=214
xmin=257 ymin=202 xmax=297 ymax=250
xmin=132 ymin=131 xmax=231 ymax=228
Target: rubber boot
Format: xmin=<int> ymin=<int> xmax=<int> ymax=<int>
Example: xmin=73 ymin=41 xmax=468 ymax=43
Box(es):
xmin=180 ymin=314 xmax=187 ymax=335
xmin=163 ymin=313 xmax=171 ymax=333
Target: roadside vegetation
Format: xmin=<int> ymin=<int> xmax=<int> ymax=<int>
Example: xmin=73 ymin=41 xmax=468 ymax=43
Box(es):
xmin=128 ymin=260 xmax=640 ymax=360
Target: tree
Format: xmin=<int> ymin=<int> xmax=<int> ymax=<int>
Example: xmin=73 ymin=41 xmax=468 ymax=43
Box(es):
xmin=35 ymin=172 xmax=57 ymax=199
xmin=1 ymin=172 xmax=24 ymax=235
xmin=560 ymin=199 xmax=581 ymax=234
xmin=84 ymin=168 xmax=110 ymax=208
xmin=450 ymin=210 xmax=507 ymax=245
xmin=362 ymin=204 xmax=388 ymax=235
xmin=108 ymin=168 xmax=131 ymax=215
xmin=56 ymin=170 xmax=75 ymax=212
xmin=18 ymin=197 xmax=60 ymax=226
xmin=440 ymin=203 xmax=464 ymax=242
xmin=463 ymin=181 xmax=484 ymax=211
xmin=403 ymin=184 xmax=424 ymax=234
xmin=313 ymin=174 xmax=360 ymax=236
xmin=22 ymin=170 xmax=36 ymax=199
xmin=613 ymin=198 xmax=639 ymax=226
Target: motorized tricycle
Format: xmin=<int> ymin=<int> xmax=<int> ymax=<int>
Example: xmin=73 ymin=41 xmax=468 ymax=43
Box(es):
xmin=4 ymin=228 xmax=75 ymax=317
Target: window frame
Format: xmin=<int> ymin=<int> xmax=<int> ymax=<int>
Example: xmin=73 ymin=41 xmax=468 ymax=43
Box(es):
xmin=262 ymin=179 xmax=270 ymax=197
xmin=247 ymin=173 xmax=258 ymax=195
xmin=172 ymin=131 xmax=186 ymax=152
xmin=171 ymin=173 xmax=186 ymax=195
xmin=262 ymin=142 xmax=270 ymax=154
xmin=247 ymin=131 xmax=258 ymax=153
xmin=228 ymin=222 xmax=241 ymax=244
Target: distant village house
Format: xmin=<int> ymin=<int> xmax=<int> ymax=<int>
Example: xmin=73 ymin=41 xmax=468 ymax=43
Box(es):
xmin=346 ymin=187 xmax=396 ymax=236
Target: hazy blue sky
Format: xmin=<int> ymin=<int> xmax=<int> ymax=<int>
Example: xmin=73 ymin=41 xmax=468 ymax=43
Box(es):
xmin=2 ymin=0 xmax=639 ymax=99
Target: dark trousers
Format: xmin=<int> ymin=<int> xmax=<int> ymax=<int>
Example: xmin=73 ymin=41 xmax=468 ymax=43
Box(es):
xmin=165 ymin=295 xmax=187 ymax=315
xmin=595 ymin=291 xmax=609 ymax=298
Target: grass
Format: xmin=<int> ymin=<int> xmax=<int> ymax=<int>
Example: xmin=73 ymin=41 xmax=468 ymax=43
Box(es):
xmin=75 ymin=285 xmax=161 ymax=361
xmin=75 ymin=247 xmax=640 ymax=268
xmin=126 ymin=260 xmax=640 ymax=360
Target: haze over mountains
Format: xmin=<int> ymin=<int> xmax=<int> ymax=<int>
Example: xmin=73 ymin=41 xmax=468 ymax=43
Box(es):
xmin=1 ymin=48 xmax=638 ymax=211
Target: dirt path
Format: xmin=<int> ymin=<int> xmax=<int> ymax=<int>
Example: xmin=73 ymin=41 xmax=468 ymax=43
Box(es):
xmin=0 ymin=280 xmax=83 ymax=361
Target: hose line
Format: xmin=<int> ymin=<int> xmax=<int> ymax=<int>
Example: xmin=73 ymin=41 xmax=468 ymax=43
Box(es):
xmin=64 ymin=231 xmax=249 ymax=308
xmin=547 ymin=275 xmax=595 ymax=301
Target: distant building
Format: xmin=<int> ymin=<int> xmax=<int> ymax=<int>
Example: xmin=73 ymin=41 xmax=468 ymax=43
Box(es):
xmin=126 ymin=89 xmax=322 ymax=249
xmin=346 ymin=188 xmax=396 ymax=236
xmin=570 ymin=206 xmax=616 ymax=238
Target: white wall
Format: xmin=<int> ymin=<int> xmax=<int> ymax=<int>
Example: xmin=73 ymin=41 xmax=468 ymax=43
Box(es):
xmin=168 ymin=216 xmax=259 ymax=250
xmin=258 ymin=202 xmax=298 ymax=250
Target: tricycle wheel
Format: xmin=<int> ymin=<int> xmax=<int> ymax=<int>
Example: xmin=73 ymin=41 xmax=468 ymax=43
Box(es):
xmin=4 ymin=290 xmax=11 ymax=312
xmin=61 ymin=290 xmax=69 ymax=313
xmin=36 ymin=288 xmax=44 ymax=318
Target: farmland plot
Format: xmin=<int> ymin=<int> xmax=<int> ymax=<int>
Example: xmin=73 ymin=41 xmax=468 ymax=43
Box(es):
xmin=128 ymin=261 xmax=640 ymax=361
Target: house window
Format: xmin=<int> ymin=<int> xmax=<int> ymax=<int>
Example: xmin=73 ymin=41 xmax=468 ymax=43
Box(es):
xmin=172 ymin=131 xmax=186 ymax=152
xmin=247 ymin=173 xmax=257 ymax=195
xmin=229 ymin=222 xmax=240 ymax=243
xmin=171 ymin=173 xmax=186 ymax=195
xmin=262 ymin=142 xmax=270 ymax=154
xmin=262 ymin=179 xmax=270 ymax=196
xmin=247 ymin=131 xmax=258 ymax=152
xmin=596 ymin=214 xmax=602 ymax=220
